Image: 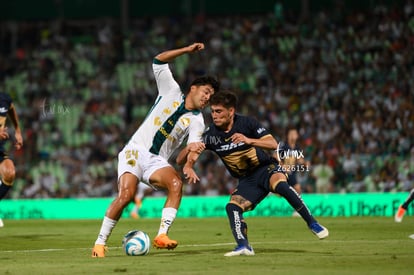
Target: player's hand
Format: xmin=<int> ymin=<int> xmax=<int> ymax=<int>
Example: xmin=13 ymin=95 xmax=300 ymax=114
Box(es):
xmin=183 ymin=166 xmax=200 ymax=184
xmin=187 ymin=142 xmax=205 ymax=154
xmin=0 ymin=127 xmax=9 ymax=140
xmin=187 ymin=43 xmax=205 ymax=53
xmin=14 ymin=130 xmax=23 ymax=150
xmin=231 ymin=133 xmax=250 ymax=145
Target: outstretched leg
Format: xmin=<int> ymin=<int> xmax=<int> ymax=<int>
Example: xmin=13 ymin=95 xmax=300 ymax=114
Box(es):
xmin=270 ymin=173 xmax=329 ymax=239
xmin=92 ymin=172 xmax=138 ymax=257
xmin=150 ymin=166 xmax=183 ymax=250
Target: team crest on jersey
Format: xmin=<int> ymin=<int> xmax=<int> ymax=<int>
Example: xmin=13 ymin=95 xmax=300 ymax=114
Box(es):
xmin=163 ymin=108 xmax=171 ymax=115
xmin=154 ymin=116 xmax=162 ymax=126
xmin=180 ymin=117 xmax=190 ymax=127
xmin=172 ymin=101 xmax=180 ymax=108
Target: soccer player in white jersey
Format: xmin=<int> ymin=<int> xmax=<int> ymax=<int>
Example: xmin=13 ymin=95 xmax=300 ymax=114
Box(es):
xmin=92 ymin=43 xmax=219 ymax=257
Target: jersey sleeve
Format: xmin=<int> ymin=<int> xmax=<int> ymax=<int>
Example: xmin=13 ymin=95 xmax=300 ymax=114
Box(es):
xmin=0 ymin=93 xmax=12 ymax=117
xmin=246 ymin=116 xmax=271 ymax=139
xmin=187 ymin=114 xmax=205 ymax=144
xmin=152 ymin=61 xmax=182 ymax=96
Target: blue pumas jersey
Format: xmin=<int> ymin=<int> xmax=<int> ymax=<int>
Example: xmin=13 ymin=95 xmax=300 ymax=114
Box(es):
xmin=203 ymin=114 xmax=276 ymax=178
xmin=0 ymin=92 xmax=12 ymax=149
xmin=0 ymin=93 xmax=12 ymax=119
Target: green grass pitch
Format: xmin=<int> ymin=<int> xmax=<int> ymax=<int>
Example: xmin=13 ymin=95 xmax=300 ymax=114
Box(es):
xmin=0 ymin=217 xmax=412 ymax=274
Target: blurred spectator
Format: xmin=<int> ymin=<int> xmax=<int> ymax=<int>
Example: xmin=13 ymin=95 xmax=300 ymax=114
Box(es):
xmin=312 ymin=156 xmax=335 ymax=193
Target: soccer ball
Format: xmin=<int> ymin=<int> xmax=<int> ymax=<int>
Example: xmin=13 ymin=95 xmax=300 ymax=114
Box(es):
xmin=122 ymin=230 xmax=150 ymax=256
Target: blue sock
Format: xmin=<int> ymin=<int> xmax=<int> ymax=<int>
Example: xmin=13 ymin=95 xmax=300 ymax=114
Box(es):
xmin=275 ymin=182 xmax=316 ymax=226
xmin=226 ymin=203 xmax=249 ymax=247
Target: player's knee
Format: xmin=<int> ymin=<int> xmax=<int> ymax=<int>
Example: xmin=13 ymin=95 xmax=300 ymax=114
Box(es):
xmin=1 ymin=168 xmax=16 ymax=186
xmin=227 ymin=196 xmax=251 ymax=212
xmin=269 ymin=173 xmax=287 ymax=192
xmin=117 ymin=192 xmax=135 ymax=206
xmin=167 ymin=177 xmax=183 ymax=196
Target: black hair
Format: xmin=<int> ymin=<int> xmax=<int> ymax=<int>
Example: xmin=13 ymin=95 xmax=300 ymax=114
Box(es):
xmin=209 ymin=90 xmax=238 ymax=109
xmin=190 ymin=76 xmax=220 ymax=93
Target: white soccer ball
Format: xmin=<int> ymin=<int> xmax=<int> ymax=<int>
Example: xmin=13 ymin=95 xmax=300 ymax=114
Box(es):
xmin=122 ymin=230 xmax=150 ymax=256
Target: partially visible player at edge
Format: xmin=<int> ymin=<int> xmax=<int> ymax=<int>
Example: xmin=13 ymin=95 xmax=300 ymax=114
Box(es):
xmin=274 ymin=126 xmax=310 ymax=216
xmin=130 ymin=183 xmax=153 ymax=219
xmin=394 ymin=188 xmax=414 ymax=222
xmin=91 ymin=43 xmax=219 ymax=257
xmin=177 ymin=91 xmax=328 ymax=256
xmin=275 ymin=126 xmax=309 ymax=194
xmin=0 ymin=92 xmax=23 ymax=228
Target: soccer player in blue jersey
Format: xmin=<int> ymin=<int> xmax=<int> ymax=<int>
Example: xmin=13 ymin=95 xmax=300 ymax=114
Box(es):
xmin=92 ymin=43 xmax=219 ymax=257
xmin=178 ymin=91 xmax=328 ymax=256
xmin=0 ymin=92 xmax=23 ymax=227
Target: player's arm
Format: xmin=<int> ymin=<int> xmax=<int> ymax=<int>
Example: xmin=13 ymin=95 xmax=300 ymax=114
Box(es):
xmin=176 ymin=148 xmax=187 ymax=166
xmin=176 ymin=142 xmax=205 ymax=184
xmin=155 ymin=43 xmax=204 ymax=63
xmin=176 ymin=142 xmax=205 ymax=166
xmin=7 ymin=103 xmax=23 ymax=150
xmin=182 ymin=150 xmax=202 ymax=184
xmin=231 ymin=133 xmax=277 ymax=151
xmin=152 ymin=43 xmax=205 ymax=96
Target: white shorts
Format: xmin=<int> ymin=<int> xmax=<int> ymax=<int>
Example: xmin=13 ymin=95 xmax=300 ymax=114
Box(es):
xmin=117 ymin=143 xmax=171 ymax=187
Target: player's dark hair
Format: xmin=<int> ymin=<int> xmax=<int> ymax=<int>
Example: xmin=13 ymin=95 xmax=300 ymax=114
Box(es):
xmin=190 ymin=76 xmax=220 ymax=93
xmin=210 ymin=90 xmax=238 ymax=109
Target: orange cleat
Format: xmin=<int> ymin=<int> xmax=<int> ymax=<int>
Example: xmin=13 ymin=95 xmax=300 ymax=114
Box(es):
xmin=91 ymin=244 xmax=108 ymax=258
xmin=394 ymin=206 xmax=406 ymax=223
xmin=153 ymin=234 xmax=178 ymax=250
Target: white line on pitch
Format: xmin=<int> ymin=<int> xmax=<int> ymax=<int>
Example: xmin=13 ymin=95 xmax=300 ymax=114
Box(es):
xmin=0 ymin=243 xmax=234 ymax=253
xmin=0 ymin=239 xmax=409 ymax=254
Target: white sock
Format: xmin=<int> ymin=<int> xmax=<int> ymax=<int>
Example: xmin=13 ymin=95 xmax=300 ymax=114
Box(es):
xmin=157 ymin=207 xmax=177 ymax=236
xmin=95 ymin=216 xmax=118 ymax=245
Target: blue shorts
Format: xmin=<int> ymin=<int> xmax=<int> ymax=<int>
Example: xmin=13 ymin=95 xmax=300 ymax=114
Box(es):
xmin=232 ymin=163 xmax=284 ymax=210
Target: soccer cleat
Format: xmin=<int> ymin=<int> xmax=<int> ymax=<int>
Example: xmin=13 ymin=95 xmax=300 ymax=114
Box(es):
xmin=309 ymin=222 xmax=329 ymax=239
xmin=91 ymin=244 xmax=108 ymax=258
xmin=153 ymin=234 xmax=178 ymax=250
xmin=224 ymin=245 xmax=255 ymax=257
xmin=394 ymin=206 xmax=406 ymax=223
xmin=130 ymin=212 xmax=140 ymax=219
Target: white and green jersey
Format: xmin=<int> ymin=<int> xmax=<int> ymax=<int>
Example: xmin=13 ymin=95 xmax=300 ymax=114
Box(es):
xmin=127 ymin=60 xmax=205 ymax=160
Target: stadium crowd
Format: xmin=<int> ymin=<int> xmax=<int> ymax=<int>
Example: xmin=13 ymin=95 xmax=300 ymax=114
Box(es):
xmin=0 ymin=2 xmax=413 ymax=198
